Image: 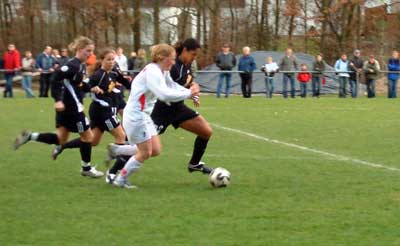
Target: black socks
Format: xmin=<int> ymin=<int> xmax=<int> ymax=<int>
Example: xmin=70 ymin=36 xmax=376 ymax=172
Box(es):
xmin=189 ymin=137 xmax=209 ymax=165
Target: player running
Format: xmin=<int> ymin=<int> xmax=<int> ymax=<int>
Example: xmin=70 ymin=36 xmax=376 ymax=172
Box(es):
xmin=14 ymin=36 xmax=103 ymax=178
xmin=50 ymin=48 xmax=135 ymax=182
xmin=112 ymin=43 xmax=199 ymax=188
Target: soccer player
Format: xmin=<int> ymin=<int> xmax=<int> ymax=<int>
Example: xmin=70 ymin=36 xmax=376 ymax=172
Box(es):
xmin=51 ymin=48 xmax=134 ymax=183
xmin=14 ymin=36 xmax=103 ymax=178
xmin=151 ymin=38 xmax=213 ymax=174
xmin=107 ymin=38 xmax=214 ymax=176
xmin=112 ymin=43 xmax=200 ymax=188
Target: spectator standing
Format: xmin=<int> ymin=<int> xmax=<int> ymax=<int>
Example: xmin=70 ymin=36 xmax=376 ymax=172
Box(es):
xmin=363 ymin=55 xmax=380 ymax=98
xmin=134 ymin=48 xmax=147 ymax=72
xmin=56 ymin=48 xmax=70 ymax=67
xmin=311 ymin=54 xmax=326 ymax=97
xmin=387 ymin=50 xmax=400 ymax=98
xmin=297 ymin=64 xmax=312 ymax=98
xmin=279 ymin=48 xmax=298 ymax=98
xmin=3 ymin=43 xmax=21 ymax=98
xmin=334 ymin=54 xmax=350 ymax=98
xmin=215 ymin=44 xmax=236 ymax=98
xmin=238 ymin=46 xmax=256 ymax=98
xmin=115 ymin=47 xmax=128 ymax=72
xmin=127 ymin=51 xmax=137 ymax=74
xmin=36 ymin=46 xmax=56 ymax=97
xmin=349 ymin=49 xmax=363 ymax=98
xmin=21 ymin=51 xmax=35 ymax=98
xmin=261 ymin=56 xmax=279 ymax=98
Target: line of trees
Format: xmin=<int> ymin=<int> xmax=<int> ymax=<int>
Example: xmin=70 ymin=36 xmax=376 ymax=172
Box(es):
xmin=1 ymin=0 xmax=400 ymax=66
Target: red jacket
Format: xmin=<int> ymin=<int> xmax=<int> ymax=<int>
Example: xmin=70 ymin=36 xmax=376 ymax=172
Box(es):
xmin=297 ymin=72 xmax=311 ymax=83
xmin=3 ymin=49 xmax=21 ymax=73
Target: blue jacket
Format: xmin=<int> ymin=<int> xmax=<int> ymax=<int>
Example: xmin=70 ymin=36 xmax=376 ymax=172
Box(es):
xmin=238 ymin=55 xmax=256 ymax=73
xmin=36 ymin=53 xmax=56 ymax=70
xmin=387 ymin=58 xmax=400 ymax=81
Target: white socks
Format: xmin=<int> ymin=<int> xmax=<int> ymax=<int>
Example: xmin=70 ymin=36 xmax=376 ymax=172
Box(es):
xmin=119 ymin=156 xmax=142 ymax=179
xmin=30 ymin=132 xmax=39 ymax=141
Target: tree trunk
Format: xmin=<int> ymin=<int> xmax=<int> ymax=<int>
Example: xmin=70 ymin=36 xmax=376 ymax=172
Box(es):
xmin=303 ymin=0 xmax=308 ymax=53
xmin=202 ymin=1 xmax=208 ymax=54
xmin=153 ymin=0 xmax=160 ymax=44
xmin=133 ymin=0 xmax=141 ymax=51
xmin=209 ymin=0 xmax=221 ymax=57
xmin=273 ymin=0 xmax=281 ymax=50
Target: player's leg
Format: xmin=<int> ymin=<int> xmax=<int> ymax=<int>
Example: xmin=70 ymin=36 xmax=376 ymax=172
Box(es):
xmin=179 ymin=115 xmax=213 ymax=174
xmin=79 ymin=128 xmax=104 ymax=178
xmin=14 ymin=129 xmax=62 ymax=150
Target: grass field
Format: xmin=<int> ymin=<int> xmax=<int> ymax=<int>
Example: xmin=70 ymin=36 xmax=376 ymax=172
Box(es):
xmin=2 ymin=93 xmax=400 ymax=245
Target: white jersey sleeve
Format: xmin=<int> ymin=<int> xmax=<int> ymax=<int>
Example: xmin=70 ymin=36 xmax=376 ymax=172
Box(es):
xmin=146 ymin=66 xmax=191 ymax=103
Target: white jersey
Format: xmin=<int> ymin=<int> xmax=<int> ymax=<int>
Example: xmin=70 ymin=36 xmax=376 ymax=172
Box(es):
xmin=124 ymin=63 xmax=191 ymax=120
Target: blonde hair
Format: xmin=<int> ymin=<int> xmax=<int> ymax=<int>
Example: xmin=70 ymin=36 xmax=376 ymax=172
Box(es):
xmin=138 ymin=48 xmax=147 ymax=58
xmin=151 ymin=44 xmax=175 ymax=63
xmin=68 ymin=36 xmax=94 ymax=52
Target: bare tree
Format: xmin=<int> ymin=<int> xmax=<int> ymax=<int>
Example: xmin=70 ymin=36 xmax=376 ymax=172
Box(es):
xmin=153 ymin=0 xmax=161 ymax=43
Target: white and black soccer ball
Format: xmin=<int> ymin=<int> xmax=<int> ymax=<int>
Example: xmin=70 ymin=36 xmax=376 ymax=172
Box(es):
xmin=209 ymin=167 xmax=231 ymax=188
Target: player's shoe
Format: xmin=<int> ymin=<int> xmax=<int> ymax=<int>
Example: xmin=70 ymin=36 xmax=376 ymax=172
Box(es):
xmin=51 ymin=145 xmax=63 ymax=160
xmin=14 ymin=130 xmax=31 ymax=150
xmin=113 ymin=177 xmax=137 ymax=189
xmin=105 ymin=170 xmax=116 ymax=184
xmin=81 ymin=166 xmax=104 ymax=178
xmin=105 ymin=143 xmax=118 ymax=166
xmin=188 ymin=161 xmax=213 ymax=174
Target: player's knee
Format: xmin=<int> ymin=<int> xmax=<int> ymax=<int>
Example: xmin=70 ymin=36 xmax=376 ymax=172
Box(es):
xmin=202 ymin=125 xmax=213 ymax=139
xmin=151 ymin=147 xmax=162 ymax=157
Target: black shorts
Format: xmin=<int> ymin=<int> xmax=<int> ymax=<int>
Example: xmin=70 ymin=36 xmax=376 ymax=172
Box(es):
xmin=151 ymin=101 xmax=199 ymax=134
xmin=56 ymin=111 xmax=90 ymax=133
xmin=89 ymin=103 xmax=120 ymax=132
xmin=115 ymin=93 xmax=126 ymax=111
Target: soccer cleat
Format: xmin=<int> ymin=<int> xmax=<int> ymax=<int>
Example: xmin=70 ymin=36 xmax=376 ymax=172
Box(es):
xmin=14 ymin=130 xmax=31 ymax=150
xmin=113 ymin=177 xmax=137 ymax=189
xmin=105 ymin=143 xmax=118 ymax=166
xmin=105 ymin=170 xmax=116 ymax=184
xmin=188 ymin=161 xmax=213 ymax=174
xmin=81 ymin=166 xmax=104 ymax=178
xmin=51 ymin=145 xmax=63 ymax=160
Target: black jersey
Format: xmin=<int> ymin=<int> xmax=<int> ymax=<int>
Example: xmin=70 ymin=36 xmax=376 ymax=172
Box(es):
xmin=170 ymin=57 xmax=193 ymax=87
xmin=89 ymin=64 xmax=130 ymax=108
xmin=51 ymin=57 xmax=90 ymax=113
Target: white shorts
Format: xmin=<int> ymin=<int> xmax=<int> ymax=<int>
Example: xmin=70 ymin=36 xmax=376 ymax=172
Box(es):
xmin=123 ymin=113 xmax=157 ymax=144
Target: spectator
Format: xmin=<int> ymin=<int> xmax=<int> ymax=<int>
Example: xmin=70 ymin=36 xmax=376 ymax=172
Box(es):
xmin=115 ymin=47 xmax=128 ymax=72
xmin=349 ymin=49 xmax=363 ymax=98
xmin=238 ymin=46 xmax=256 ymax=98
xmin=387 ymin=50 xmax=400 ymax=98
xmin=134 ymin=48 xmax=147 ymax=72
xmin=127 ymin=51 xmax=137 ymax=73
xmin=363 ymin=54 xmax=380 ymax=98
xmin=55 ymin=48 xmax=70 ymax=67
xmin=312 ymin=54 xmax=326 ymax=97
xmin=215 ymin=43 xmax=236 ymax=98
xmin=3 ymin=43 xmax=21 ymax=98
xmin=261 ymin=56 xmax=279 ymax=98
xmin=21 ymin=51 xmax=35 ymax=98
xmin=297 ymin=64 xmax=311 ymax=98
xmin=86 ymin=53 xmax=97 ymax=77
xmin=279 ymin=47 xmax=298 ymax=98
xmin=334 ymin=53 xmax=350 ymax=98
xmin=36 ymin=46 xmax=56 ymax=97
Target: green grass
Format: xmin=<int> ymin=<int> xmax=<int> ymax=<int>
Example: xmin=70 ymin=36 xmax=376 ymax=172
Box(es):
xmin=2 ymin=92 xmax=400 ymax=245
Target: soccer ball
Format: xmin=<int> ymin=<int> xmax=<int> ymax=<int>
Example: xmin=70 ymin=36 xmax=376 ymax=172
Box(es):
xmin=209 ymin=167 xmax=231 ymax=188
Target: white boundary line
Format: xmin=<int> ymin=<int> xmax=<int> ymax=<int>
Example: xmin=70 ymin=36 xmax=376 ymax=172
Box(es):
xmin=212 ymin=123 xmax=400 ymax=172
